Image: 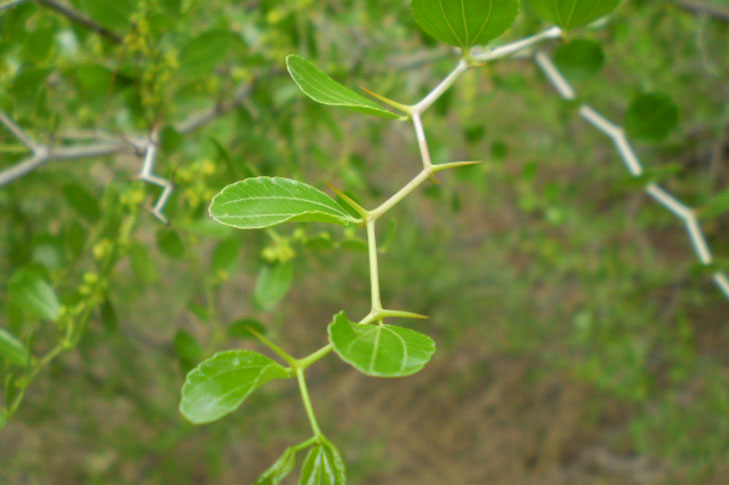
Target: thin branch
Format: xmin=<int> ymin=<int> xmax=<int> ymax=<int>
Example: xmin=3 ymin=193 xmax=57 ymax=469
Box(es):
xmin=35 ymin=0 xmax=123 ymax=44
xmin=0 ymin=109 xmax=39 ymax=151
xmin=177 ymin=83 xmax=254 ymax=134
xmin=471 ymin=26 xmax=562 ymax=63
xmin=0 ymin=0 xmax=29 ymax=12
xmin=0 ymin=142 xmax=127 ymax=187
xmin=673 ymin=0 xmax=729 ymax=22
xmin=534 ymin=50 xmax=729 ymax=301
xmin=0 ymin=79 xmax=256 ymax=187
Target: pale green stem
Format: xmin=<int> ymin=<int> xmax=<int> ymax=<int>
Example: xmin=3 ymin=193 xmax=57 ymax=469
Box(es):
xmin=366 ymin=220 xmax=382 ymax=312
xmin=296 ymin=368 xmax=322 ymax=438
xmin=297 ymin=344 xmax=333 ymax=370
xmin=413 ymin=58 xmax=469 ymax=114
xmin=292 ymin=436 xmax=318 ymax=452
xmin=412 ymin=113 xmax=432 ymax=170
xmin=368 ymin=169 xmax=431 ymax=222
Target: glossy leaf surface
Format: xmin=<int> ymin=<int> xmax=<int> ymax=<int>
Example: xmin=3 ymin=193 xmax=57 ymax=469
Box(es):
xmin=210 ymin=177 xmax=358 ymax=230
xmin=328 ymin=312 xmax=436 ymax=377
xmin=286 ymin=55 xmax=398 ymax=119
xmin=180 ymin=350 xmax=289 ymax=424
xmin=411 ymin=0 xmax=520 ymax=47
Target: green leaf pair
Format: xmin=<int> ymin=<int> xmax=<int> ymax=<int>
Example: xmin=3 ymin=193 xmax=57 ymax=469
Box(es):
xmin=179 ymin=312 xmax=437 ymax=424
xmin=254 ymin=439 xmax=346 ymax=485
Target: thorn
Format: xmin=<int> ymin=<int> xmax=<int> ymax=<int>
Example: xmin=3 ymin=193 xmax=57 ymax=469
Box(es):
xmin=431 ymin=160 xmax=483 ymax=174
xmin=359 ymin=86 xmax=413 ymax=115
xmin=325 ymin=182 xmax=368 ymax=220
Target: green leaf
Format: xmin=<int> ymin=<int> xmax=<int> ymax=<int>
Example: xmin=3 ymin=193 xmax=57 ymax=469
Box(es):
xmin=624 ymin=91 xmax=679 ymax=142
xmin=701 ymin=188 xmax=729 ymax=220
xmin=178 ymin=30 xmax=232 ymax=76
xmin=411 ymin=0 xmax=521 ymax=48
xmin=180 ymin=349 xmax=289 ymax=424
xmin=529 ymin=0 xmax=620 ymax=30
xmin=179 ymin=218 xmax=234 ymax=238
xmin=227 ymin=318 xmax=267 ymax=339
xmin=211 ymin=238 xmax=240 ymax=275
xmin=210 ymin=177 xmax=358 ymax=230
xmin=187 ymin=301 xmax=209 ymax=322
xmin=300 ymin=441 xmax=346 ymax=485
xmin=129 ymin=242 xmax=159 ymax=283
xmin=174 ymin=330 xmax=202 ymax=363
xmin=328 ymin=312 xmax=436 ymax=377
xmin=100 ymin=296 xmax=119 ymax=333
xmin=64 ymin=221 xmax=87 ymax=260
xmin=254 ymin=262 xmax=294 ymax=310
xmin=63 ymin=183 xmax=101 ymax=221
xmin=156 ymin=229 xmax=186 ymax=260
xmin=254 ymin=446 xmax=297 ymax=485
xmin=285 ymin=55 xmax=398 ymax=119
xmin=553 ymin=39 xmax=604 ymax=80
xmin=0 ymin=328 xmax=29 ymax=367
xmin=8 ymin=268 xmax=61 ymax=322
xmin=81 ymin=0 xmax=134 ymax=31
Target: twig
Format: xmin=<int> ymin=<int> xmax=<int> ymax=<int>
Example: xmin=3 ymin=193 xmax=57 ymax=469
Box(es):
xmin=0 ymin=142 xmax=128 ymax=187
xmin=35 ymin=0 xmax=123 ymax=44
xmin=176 ymin=82 xmax=254 ymax=134
xmin=535 ymin=49 xmax=729 ymax=301
xmin=0 ymin=0 xmax=28 ymax=12
xmin=0 ymin=78 xmax=256 ymax=188
xmin=674 ymin=0 xmax=729 ymax=22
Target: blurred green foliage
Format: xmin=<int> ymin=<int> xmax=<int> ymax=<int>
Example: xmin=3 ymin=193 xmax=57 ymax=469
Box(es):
xmin=1 ymin=0 xmax=729 ymax=483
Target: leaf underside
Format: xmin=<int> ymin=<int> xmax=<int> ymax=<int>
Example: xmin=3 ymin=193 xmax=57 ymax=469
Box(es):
xmin=328 ymin=311 xmax=436 ymax=377
xmin=180 ymin=349 xmax=289 ymax=424
xmin=529 ymin=0 xmax=621 ymax=30
xmin=286 ymin=55 xmax=399 ymax=119
xmin=209 ymin=177 xmax=357 ymax=230
xmin=411 ymin=0 xmax=521 ymax=47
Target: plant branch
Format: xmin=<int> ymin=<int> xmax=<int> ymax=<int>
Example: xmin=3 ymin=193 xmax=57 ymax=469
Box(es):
xmin=0 ymin=79 xmax=256 ymax=188
xmin=35 ymin=0 xmax=123 ymax=44
xmin=0 ymin=110 xmax=39 ymax=150
xmin=413 ymin=59 xmax=469 ymax=114
xmin=0 ymin=142 xmax=128 ymax=187
xmin=368 ymin=169 xmax=431 ymax=221
xmin=470 ymin=26 xmax=562 ymax=63
xmin=296 ymin=344 xmax=333 ymax=370
xmin=176 ymin=82 xmax=254 ymax=134
xmin=296 ymin=368 xmax=323 ymax=438
xmin=366 ymin=220 xmax=383 ymax=312
xmin=0 ymin=0 xmax=28 ymax=11
xmin=672 ymin=0 xmax=729 ymax=22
